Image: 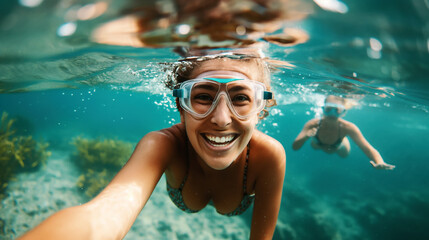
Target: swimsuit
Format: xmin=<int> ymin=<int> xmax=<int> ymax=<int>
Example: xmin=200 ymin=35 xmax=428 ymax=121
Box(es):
xmin=166 ymin=144 xmax=255 ymax=216
xmin=314 ymin=119 xmax=344 ymax=149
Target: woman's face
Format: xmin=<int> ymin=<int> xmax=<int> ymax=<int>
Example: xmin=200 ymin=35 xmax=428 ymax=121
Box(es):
xmin=181 ymin=58 xmax=263 ymax=170
xmin=323 ymin=96 xmax=346 ymax=119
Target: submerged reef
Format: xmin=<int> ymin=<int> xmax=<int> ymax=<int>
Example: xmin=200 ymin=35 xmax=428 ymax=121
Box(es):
xmin=72 ymin=137 xmax=133 ymax=198
xmin=0 ymin=112 xmax=50 ymax=197
xmin=275 ymin=182 xmax=429 ymax=240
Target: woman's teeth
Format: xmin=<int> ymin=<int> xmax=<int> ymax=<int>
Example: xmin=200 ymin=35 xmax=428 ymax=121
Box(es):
xmin=205 ymin=134 xmax=235 ymax=146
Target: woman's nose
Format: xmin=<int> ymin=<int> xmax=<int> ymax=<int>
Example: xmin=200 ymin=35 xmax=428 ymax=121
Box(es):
xmin=210 ymin=96 xmax=232 ymax=127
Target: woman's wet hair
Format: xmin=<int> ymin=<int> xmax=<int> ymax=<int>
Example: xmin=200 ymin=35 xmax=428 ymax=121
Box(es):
xmin=324 ymin=95 xmax=356 ymax=110
xmin=325 ymin=95 xmax=346 ymax=104
xmin=165 ymin=55 xmax=276 ymax=119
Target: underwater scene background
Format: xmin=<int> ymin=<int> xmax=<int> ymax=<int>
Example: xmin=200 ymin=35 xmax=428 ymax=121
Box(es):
xmin=1 ymin=0 xmax=429 ymax=239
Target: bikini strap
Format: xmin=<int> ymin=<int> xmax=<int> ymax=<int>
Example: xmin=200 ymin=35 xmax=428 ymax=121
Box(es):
xmin=315 ymin=118 xmax=322 ymax=139
xmin=179 ymin=131 xmax=191 ymax=191
xmin=178 ymin=174 xmax=188 ymax=191
xmin=242 ymin=143 xmax=250 ymax=195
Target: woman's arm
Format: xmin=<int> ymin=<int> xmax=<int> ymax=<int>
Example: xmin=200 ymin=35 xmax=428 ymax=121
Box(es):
xmin=292 ymin=119 xmax=318 ymax=150
xmin=250 ymin=135 xmax=286 ymax=240
xmin=19 ymin=131 xmax=177 ymax=240
xmin=346 ymin=122 xmax=395 ymax=170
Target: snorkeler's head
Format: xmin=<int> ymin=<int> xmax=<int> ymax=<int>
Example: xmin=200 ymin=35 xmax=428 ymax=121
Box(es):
xmin=323 ymin=95 xmax=347 ymax=118
xmin=167 ymin=53 xmax=276 ymax=119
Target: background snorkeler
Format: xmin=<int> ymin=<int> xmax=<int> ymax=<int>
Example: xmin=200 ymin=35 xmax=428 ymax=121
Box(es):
xmin=292 ymin=95 xmax=395 ymax=170
xmin=19 ymin=51 xmax=286 ymax=240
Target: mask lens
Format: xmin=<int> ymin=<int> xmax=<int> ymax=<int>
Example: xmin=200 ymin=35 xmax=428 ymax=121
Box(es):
xmin=226 ymin=81 xmax=259 ymax=117
xmin=189 ymin=81 xmax=220 ymax=115
xmin=177 ymin=79 xmax=269 ymax=119
xmin=323 ymin=103 xmax=345 ymax=117
xmin=324 ymin=106 xmax=337 ymax=113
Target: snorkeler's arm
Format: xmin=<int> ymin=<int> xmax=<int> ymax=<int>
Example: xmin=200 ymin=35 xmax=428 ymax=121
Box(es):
xmin=347 ymin=122 xmax=395 ymax=170
xmin=19 ymin=130 xmax=177 ymax=240
xmin=292 ymin=119 xmax=318 ymax=150
xmin=250 ymin=134 xmax=286 ymax=240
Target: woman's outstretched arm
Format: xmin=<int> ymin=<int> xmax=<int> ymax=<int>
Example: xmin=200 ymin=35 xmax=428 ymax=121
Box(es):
xmin=292 ymin=118 xmax=318 ymax=150
xmin=19 ymin=131 xmax=176 ymax=240
xmin=346 ymin=123 xmax=395 ymax=170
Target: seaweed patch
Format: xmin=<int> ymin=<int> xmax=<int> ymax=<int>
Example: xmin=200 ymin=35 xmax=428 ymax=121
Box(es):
xmin=0 ymin=112 xmax=50 ymax=198
xmin=71 ymin=136 xmax=133 ymax=198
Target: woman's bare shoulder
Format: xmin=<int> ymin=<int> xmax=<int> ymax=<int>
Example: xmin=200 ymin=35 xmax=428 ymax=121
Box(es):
xmin=250 ymin=130 xmax=286 ymax=184
xmin=252 ymin=130 xmax=286 ymax=164
xmin=158 ymin=123 xmax=186 ymax=139
xmin=305 ymin=118 xmax=320 ymax=127
xmin=136 ymin=123 xmax=186 ymax=151
xmin=339 ymin=119 xmax=359 ymax=132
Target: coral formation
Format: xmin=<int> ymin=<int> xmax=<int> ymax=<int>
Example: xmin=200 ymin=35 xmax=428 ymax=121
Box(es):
xmin=0 ymin=112 xmax=50 ymax=197
xmin=72 ymin=137 xmax=133 ymax=198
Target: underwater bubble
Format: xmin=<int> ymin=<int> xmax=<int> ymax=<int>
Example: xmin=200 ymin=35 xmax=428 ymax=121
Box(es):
xmin=367 ymin=49 xmax=382 ymax=59
xmin=370 ymin=38 xmax=383 ymax=51
xmin=313 ymin=0 xmax=349 ymax=14
xmin=175 ymin=24 xmax=191 ymax=35
xmin=19 ymin=0 xmax=43 ymax=8
xmin=57 ymin=22 xmax=77 ymax=37
xmin=236 ymin=25 xmax=246 ymax=36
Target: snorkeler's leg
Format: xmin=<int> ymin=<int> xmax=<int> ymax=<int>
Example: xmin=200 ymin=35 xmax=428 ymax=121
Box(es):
xmin=337 ymin=137 xmax=350 ymax=158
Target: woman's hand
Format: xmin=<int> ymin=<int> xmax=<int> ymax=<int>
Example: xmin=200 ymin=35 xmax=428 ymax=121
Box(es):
xmin=370 ymin=161 xmax=395 ymax=170
xmin=305 ymin=127 xmax=318 ymax=137
xmin=292 ymin=118 xmax=319 ymax=151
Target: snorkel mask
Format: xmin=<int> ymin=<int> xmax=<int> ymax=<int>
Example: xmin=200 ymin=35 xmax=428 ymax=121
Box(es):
xmin=173 ymin=71 xmax=272 ymax=120
xmin=322 ymin=102 xmax=346 ymax=118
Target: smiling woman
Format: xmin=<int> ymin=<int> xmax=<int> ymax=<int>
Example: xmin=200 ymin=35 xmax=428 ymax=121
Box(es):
xmin=18 ymin=52 xmax=286 ymax=240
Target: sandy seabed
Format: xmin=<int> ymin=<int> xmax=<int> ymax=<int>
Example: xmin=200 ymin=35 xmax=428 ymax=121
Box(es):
xmin=0 ymin=151 xmax=250 ymax=240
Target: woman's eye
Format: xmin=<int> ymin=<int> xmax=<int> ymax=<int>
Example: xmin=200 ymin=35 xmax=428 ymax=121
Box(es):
xmin=194 ymin=94 xmax=213 ymax=103
xmin=232 ymin=95 xmax=250 ymax=104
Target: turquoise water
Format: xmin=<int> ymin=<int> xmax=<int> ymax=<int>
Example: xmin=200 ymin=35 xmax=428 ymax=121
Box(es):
xmin=1 ymin=0 xmax=429 ymax=239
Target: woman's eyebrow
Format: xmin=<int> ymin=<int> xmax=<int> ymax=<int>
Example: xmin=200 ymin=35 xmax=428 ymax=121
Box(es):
xmin=193 ymin=84 xmax=218 ymax=91
xmin=228 ymin=85 xmax=252 ymax=92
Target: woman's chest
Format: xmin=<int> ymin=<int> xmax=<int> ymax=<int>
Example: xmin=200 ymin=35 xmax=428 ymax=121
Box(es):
xmin=183 ymin=170 xmax=252 ymax=213
xmin=318 ymin=123 xmax=344 ymax=142
xmin=167 ymin=159 xmax=255 ymax=213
